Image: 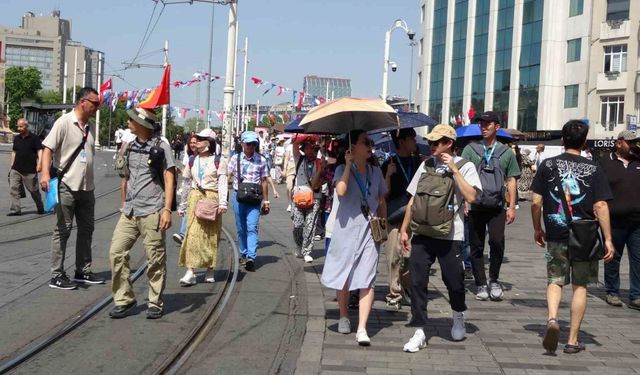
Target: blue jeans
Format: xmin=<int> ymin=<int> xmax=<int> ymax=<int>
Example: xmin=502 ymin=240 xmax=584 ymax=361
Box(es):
xmin=605 ymin=221 xmax=640 ymax=300
xmin=232 ymin=191 xmax=261 ymax=260
xmin=179 ymin=216 xmax=187 ymax=237
xmin=462 ymin=216 xmax=472 ymax=270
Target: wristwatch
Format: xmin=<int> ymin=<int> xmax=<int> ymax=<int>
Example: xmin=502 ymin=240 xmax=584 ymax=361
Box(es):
xmin=263 ymin=201 xmax=270 ymax=204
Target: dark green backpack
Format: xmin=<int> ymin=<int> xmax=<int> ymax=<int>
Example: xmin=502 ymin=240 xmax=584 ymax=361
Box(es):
xmin=410 ymin=158 xmax=468 ymax=238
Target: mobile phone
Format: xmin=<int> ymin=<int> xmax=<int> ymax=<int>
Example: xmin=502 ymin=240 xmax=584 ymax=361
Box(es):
xmin=326 ymin=157 xmax=337 ymax=165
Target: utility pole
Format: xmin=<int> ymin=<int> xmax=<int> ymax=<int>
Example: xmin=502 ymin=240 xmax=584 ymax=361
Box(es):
xmin=221 ymin=0 xmax=237 ymax=162
xmin=95 ymin=52 xmax=102 ymax=146
xmin=162 ymin=40 xmax=168 ymax=138
xmin=62 ymin=62 xmax=68 ymax=110
xmin=241 ymin=36 xmax=248 ymax=133
xmin=230 ymin=20 xmax=239 ymax=132
xmin=72 ymin=48 xmax=78 ymax=103
xmin=205 ymin=3 xmax=215 ymax=128
xmin=82 ymin=59 xmax=87 ymax=87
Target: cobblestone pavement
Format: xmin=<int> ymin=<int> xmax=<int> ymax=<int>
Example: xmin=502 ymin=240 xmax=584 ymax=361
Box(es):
xmin=296 ymin=202 xmax=640 ymax=375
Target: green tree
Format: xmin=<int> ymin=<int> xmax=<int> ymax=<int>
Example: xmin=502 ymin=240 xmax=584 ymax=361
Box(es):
xmin=181 ymin=117 xmax=205 ymax=133
xmin=37 ymin=89 xmax=63 ymax=104
xmin=5 ymin=66 xmax=42 ymax=129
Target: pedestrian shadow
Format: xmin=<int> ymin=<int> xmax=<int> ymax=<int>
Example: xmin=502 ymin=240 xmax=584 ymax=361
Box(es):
xmin=422 ymin=317 xmax=480 ymax=343
xmin=588 ymin=287 xmax=631 ymax=305
xmin=510 ymin=298 xmax=569 ymax=309
xmin=253 ymin=255 xmax=281 ymax=271
xmin=161 ymin=291 xmax=214 ymax=315
xmin=523 ymin=321 xmax=602 ymax=351
xmin=325 ymin=307 xmax=410 ymax=336
xmin=74 ymin=270 xmax=112 ymax=289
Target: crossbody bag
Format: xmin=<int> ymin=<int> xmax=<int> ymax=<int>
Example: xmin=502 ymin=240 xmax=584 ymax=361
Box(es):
xmin=553 ymin=161 xmax=604 ymax=262
xmin=352 ymin=164 xmax=388 ymax=243
xmin=193 ymin=156 xmax=219 ymax=221
xmin=46 ymin=125 xmax=89 ymax=212
xmin=292 ymin=156 xmax=315 ymax=209
xmin=236 ymin=153 xmax=263 ymax=205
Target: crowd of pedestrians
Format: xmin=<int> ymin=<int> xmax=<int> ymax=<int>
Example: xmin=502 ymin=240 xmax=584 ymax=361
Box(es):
xmin=8 ymin=88 xmax=637 ymax=353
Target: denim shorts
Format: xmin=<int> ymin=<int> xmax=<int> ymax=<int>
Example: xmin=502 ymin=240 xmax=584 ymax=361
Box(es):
xmin=545 ymin=241 xmax=598 ymax=286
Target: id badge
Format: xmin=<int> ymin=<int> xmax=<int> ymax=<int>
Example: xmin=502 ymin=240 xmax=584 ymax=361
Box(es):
xmin=79 ymin=150 xmax=87 ymax=163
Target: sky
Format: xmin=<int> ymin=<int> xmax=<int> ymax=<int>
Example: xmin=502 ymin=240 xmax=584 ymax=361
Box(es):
xmin=1 ymin=0 xmax=420 ymax=124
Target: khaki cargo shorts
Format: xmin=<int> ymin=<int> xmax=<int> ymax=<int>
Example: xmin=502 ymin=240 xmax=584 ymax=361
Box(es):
xmin=545 ymin=241 xmax=598 ymax=286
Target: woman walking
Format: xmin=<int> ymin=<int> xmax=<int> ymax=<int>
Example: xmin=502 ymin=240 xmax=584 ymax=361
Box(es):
xmin=178 ymin=129 xmax=228 ymax=285
xmin=518 ymin=148 xmax=535 ymax=201
xmin=320 ymin=129 xmax=387 ymax=346
xmin=173 ymin=134 xmax=199 ymax=244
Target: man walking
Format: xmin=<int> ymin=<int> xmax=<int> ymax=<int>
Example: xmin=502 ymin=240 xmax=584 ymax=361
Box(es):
xmin=228 ymin=131 xmax=270 ymax=271
xmin=600 ymin=130 xmax=640 ymax=310
xmin=40 ymin=87 xmax=104 ymax=290
xmin=534 ymin=144 xmax=546 ymax=171
xmin=381 ymin=128 xmax=420 ymax=310
xmin=108 ymin=107 xmax=175 ymax=319
xmin=531 ymin=119 xmax=614 ymax=354
xmin=400 ymin=124 xmax=482 ymax=352
xmin=8 ymin=118 xmax=44 ymax=216
xmin=462 ymin=111 xmax=520 ymax=301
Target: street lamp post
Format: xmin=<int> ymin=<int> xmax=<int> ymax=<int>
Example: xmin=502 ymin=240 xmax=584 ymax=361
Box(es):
xmin=381 ymin=18 xmax=414 ymax=103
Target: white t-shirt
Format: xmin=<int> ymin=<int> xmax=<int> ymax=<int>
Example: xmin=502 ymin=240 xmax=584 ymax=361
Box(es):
xmin=406 ymin=156 xmax=482 ymax=241
xmin=114 ymin=129 xmax=124 ymax=144
xmin=121 ymin=129 xmax=136 ymax=143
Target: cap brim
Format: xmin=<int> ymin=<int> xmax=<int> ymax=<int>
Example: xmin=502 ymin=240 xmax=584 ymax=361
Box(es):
xmin=126 ymin=109 xmax=154 ymax=129
xmin=424 ymin=133 xmax=445 ymax=141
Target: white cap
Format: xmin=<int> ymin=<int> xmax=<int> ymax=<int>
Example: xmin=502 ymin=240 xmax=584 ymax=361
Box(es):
xmin=196 ymin=128 xmax=216 ymax=140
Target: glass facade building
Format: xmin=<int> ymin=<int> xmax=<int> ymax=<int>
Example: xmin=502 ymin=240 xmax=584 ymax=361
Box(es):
xmin=5 ymin=45 xmax=54 ymax=89
xmin=449 ymin=0 xmax=468 ymax=117
xmin=428 ymin=0 xmax=448 ymax=122
xmin=471 ymin=0 xmax=490 ymax=112
xmin=302 ymin=75 xmax=351 ymax=106
xmin=517 ymin=0 xmax=543 ymax=131
xmin=493 ymin=0 xmax=515 ymax=126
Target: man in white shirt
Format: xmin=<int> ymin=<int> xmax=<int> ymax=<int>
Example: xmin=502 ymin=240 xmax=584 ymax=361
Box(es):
xmin=534 ymin=144 xmax=546 ymax=170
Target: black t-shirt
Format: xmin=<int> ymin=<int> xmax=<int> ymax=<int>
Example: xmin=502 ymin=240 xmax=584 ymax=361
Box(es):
xmin=531 ymin=153 xmax=612 ymax=241
xmin=381 ymin=154 xmax=421 ymax=202
xmin=12 ymin=132 xmax=43 ymax=174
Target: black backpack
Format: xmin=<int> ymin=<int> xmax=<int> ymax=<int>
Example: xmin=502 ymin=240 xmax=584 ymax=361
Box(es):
xmin=468 ymin=142 xmax=508 ymax=209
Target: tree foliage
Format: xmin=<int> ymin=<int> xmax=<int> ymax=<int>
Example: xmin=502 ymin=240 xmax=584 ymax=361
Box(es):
xmin=5 ymin=66 xmax=42 ymax=129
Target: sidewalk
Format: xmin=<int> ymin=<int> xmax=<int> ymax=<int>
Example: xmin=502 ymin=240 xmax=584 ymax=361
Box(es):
xmin=296 ymin=202 xmax=640 ymax=375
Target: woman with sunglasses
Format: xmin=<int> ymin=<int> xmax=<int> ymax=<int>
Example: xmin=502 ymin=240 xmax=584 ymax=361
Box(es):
xmin=177 ymin=129 xmax=228 ymax=285
xmin=321 ymin=129 xmax=387 ymax=346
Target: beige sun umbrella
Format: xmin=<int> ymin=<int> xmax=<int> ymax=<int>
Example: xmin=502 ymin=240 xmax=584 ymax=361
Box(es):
xmin=299 ymin=97 xmax=399 ymax=135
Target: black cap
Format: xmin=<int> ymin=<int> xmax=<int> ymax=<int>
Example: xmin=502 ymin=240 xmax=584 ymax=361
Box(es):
xmin=473 ymin=111 xmax=501 ymax=124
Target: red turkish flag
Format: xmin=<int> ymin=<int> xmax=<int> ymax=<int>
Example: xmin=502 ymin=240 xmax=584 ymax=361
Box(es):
xmin=99 ymin=78 xmax=112 ymax=92
xmin=138 ymin=64 xmax=171 ymax=109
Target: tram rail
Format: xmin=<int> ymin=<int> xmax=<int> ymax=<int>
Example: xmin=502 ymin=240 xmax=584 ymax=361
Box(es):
xmin=0 ymin=225 xmax=239 ymax=375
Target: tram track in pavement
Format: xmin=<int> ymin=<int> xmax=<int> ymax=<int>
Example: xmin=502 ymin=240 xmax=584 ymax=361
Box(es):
xmin=0 ymin=226 xmax=239 ymax=375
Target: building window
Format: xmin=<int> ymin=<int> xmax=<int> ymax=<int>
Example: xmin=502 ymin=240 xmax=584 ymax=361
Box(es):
xmin=604 ymin=45 xmax=627 ymax=72
xmin=421 ymin=5 xmax=425 ymax=23
xmin=417 ymin=72 xmax=422 ymax=90
xmin=607 ymin=0 xmax=629 ymax=21
xmin=601 ymin=96 xmax=625 ymax=129
xmin=564 ymin=85 xmax=579 ymax=108
xmin=567 ymin=38 xmax=581 ymax=62
xmin=569 ymin=0 xmax=583 ymax=16
xmin=517 ymin=0 xmax=543 ymax=132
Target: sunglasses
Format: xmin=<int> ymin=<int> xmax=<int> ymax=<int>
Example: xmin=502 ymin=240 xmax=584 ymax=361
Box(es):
xmin=82 ymin=97 xmax=100 ymax=106
xmin=428 ymin=139 xmax=447 ymax=146
xmin=245 ymin=142 xmax=258 ymax=146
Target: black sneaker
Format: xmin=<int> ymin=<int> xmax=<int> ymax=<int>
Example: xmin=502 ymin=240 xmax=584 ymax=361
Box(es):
xmin=109 ymin=300 xmax=137 ymax=319
xmin=146 ymin=306 xmax=163 ymax=319
xmin=74 ymin=271 xmax=105 ymax=284
xmin=7 ymin=211 xmax=21 ymax=217
xmin=49 ymin=273 xmax=77 ymax=290
xmin=37 ymin=208 xmax=46 ymax=215
xmin=245 ymin=258 xmax=255 ymax=271
xmin=464 ymin=269 xmax=474 ymax=280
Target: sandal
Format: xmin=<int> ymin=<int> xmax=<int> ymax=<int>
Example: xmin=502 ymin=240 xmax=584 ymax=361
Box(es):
xmin=563 ymin=341 xmax=585 ymax=354
xmin=542 ymin=318 xmax=560 ymax=353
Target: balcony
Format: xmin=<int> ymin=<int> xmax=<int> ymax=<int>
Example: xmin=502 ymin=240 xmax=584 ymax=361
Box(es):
xmin=597 ymin=71 xmax=627 ymax=91
xmin=600 ymin=19 xmax=631 ymax=41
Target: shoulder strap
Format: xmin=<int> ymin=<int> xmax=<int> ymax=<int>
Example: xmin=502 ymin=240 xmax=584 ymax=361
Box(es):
xmin=236 ymin=153 xmax=243 ymax=183
xmin=469 ymin=142 xmax=484 ymax=158
xmin=60 ymin=125 xmax=89 ymax=179
xmin=292 ymin=156 xmax=305 ymax=187
xmin=454 ymin=158 xmax=469 ymax=170
xmin=424 ymin=157 xmax=436 ymax=170
xmin=492 ymin=143 xmax=509 ymax=159
xmin=552 ymin=159 xmax=572 ymax=224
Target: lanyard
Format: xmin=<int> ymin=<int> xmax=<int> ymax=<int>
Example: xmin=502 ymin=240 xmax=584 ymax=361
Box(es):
xmin=482 ymin=142 xmax=496 ymax=165
xmin=197 ymin=156 xmax=212 ymax=183
xmin=394 ymin=155 xmax=413 ymax=183
xmin=351 ymin=163 xmax=370 ymax=198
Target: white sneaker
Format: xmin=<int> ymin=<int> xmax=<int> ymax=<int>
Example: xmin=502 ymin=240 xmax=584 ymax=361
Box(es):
xmin=356 ymin=329 xmax=370 ymax=346
xmin=451 ymin=311 xmax=466 ymax=341
xmin=204 ymin=269 xmax=215 ymax=283
xmin=476 ymin=285 xmax=489 ymax=301
xmin=489 ymin=281 xmax=504 ymax=301
xmin=179 ymin=271 xmax=196 ymax=286
xmin=286 ymin=204 xmax=291 ymax=212
xmin=304 ymin=255 xmax=313 ymax=263
xmin=338 ymin=317 xmax=351 ymax=334
xmin=403 ymin=329 xmax=426 ymax=352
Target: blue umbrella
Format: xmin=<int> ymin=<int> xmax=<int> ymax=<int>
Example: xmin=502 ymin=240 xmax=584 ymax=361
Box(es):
xmin=371 ymin=111 xmax=438 ymax=134
xmin=455 ymin=124 xmax=512 ymax=140
xmin=284 ymin=116 xmax=304 ymax=133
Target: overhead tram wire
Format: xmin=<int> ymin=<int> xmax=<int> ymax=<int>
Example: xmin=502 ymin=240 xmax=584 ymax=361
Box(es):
xmin=125 ymin=0 xmax=161 ymax=69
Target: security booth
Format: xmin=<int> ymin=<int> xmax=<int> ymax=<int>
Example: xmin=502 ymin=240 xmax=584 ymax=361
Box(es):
xmin=20 ymin=101 xmax=75 ymax=139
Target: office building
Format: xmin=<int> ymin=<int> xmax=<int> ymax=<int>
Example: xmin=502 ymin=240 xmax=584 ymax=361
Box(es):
xmin=0 ymin=10 xmax=103 ymax=118
xmin=416 ymin=0 xmax=638 ymax=139
xmin=302 ymin=75 xmax=351 ymax=106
